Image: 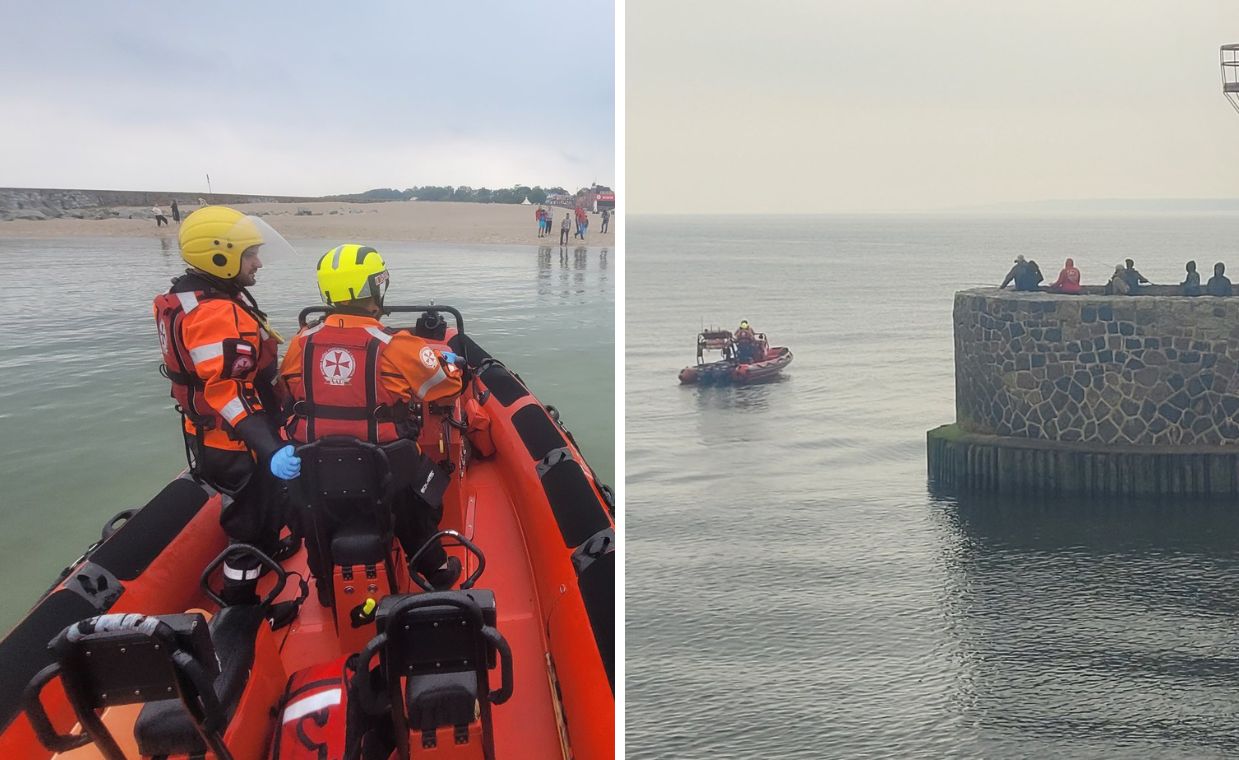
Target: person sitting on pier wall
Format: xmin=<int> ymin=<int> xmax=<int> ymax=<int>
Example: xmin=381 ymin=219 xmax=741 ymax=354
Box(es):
xmin=1206 ymin=262 xmax=1233 ymax=296
xmin=1047 ymin=258 xmax=1081 ymax=294
xmin=1182 ymin=260 xmax=1202 ymax=296
xmin=1021 ymin=259 xmax=1044 ymax=291
xmin=1105 ymin=265 xmax=1131 ymax=295
xmin=999 ymin=255 xmax=1043 ymax=291
xmin=999 ymin=255 xmax=1025 ymax=289
xmin=1122 ymin=258 xmax=1150 ymax=294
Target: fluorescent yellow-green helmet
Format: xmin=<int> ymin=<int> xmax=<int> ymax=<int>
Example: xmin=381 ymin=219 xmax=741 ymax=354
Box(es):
xmin=317 ymin=244 xmax=390 ymax=306
xmin=739 ymin=320 xmax=750 ymax=330
xmin=178 ymin=206 xmax=264 ymax=279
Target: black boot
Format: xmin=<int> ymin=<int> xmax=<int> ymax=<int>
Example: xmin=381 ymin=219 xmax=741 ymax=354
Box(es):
xmin=270 ymin=534 xmax=301 ymax=563
xmin=219 ymin=548 xmax=266 ymax=606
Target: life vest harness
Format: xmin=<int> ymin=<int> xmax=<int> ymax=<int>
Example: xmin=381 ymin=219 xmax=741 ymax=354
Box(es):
xmin=288 ymin=323 xmax=415 ymax=444
xmin=154 ymin=274 xmax=278 ymax=442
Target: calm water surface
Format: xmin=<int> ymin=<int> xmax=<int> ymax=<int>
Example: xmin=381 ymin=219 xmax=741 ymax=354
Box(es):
xmin=0 ymin=237 xmax=613 ymax=633
xmin=626 ymin=214 xmax=1239 ymax=758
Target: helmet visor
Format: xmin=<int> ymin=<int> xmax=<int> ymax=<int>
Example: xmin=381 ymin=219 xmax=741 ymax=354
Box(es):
xmin=236 ymin=215 xmax=299 ymax=266
xmin=361 ymin=269 xmax=391 ymax=306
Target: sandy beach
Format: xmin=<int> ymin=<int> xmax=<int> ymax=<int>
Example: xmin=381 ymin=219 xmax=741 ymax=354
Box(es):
xmin=0 ymin=200 xmax=615 ymax=247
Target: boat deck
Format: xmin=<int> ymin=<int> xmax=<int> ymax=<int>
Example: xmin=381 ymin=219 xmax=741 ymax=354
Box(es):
xmin=53 ymin=457 xmax=565 ymax=759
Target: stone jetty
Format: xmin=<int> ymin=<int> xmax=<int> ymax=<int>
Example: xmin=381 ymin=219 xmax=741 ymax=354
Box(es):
xmin=928 ymin=286 xmax=1239 ymax=496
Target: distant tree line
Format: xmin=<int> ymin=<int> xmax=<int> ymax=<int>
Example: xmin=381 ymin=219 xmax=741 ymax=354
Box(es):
xmin=322 ymin=185 xmax=571 ymax=204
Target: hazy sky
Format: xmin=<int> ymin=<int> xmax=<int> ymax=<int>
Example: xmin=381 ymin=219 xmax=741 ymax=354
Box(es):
xmin=2 ymin=1 xmax=614 ymax=196
xmin=628 ymin=1 xmax=1239 ymax=213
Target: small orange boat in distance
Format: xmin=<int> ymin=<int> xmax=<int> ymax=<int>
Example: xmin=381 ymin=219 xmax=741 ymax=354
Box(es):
xmin=0 ymin=305 xmax=614 ymax=760
xmin=678 ymin=327 xmax=793 ymax=385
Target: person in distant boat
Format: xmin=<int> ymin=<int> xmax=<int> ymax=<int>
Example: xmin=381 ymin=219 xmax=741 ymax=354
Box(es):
xmin=734 ymin=320 xmax=760 ymax=363
xmin=1182 ymin=260 xmax=1202 ymax=296
xmin=1206 ymin=261 xmax=1233 ymax=296
xmin=1047 ymin=258 xmax=1082 ymax=294
xmin=153 ymin=205 xmax=296 ymax=604
xmin=272 ymin=244 xmax=465 ymax=593
xmin=1105 ymin=264 xmax=1131 ymax=295
xmin=1122 ymin=258 xmax=1150 ymax=294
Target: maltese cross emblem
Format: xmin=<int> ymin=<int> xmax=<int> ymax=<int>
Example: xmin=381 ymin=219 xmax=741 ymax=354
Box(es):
xmin=320 ymin=348 xmax=356 ymax=386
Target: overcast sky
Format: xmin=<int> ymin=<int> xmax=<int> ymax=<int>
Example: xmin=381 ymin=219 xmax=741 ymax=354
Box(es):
xmin=1 ymin=1 xmax=614 ymax=196
xmin=628 ymin=1 xmax=1239 ymax=213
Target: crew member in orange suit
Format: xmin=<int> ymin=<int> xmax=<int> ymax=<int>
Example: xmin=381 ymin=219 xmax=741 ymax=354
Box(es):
xmin=273 ymin=244 xmax=465 ymax=593
xmin=734 ymin=319 xmax=759 ymax=363
xmin=153 ymin=205 xmax=296 ymax=603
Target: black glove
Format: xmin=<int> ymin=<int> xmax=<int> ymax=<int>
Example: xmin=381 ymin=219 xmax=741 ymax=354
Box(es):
xmin=233 ymin=414 xmax=283 ymax=464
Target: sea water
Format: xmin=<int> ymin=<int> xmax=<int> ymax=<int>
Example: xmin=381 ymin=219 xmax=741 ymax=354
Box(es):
xmin=626 ymin=213 xmax=1239 ymax=758
xmin=0 ymin=237 xmax=614 ymax=634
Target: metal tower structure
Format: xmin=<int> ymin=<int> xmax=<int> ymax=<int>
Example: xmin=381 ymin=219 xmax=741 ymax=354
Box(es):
xmin=1222 ymin=44 xmax=1239 ymax=114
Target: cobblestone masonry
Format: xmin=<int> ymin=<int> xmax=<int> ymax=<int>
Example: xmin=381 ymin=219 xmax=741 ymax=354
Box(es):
xmin=954 ymin=287 xmax=1239 ymax=446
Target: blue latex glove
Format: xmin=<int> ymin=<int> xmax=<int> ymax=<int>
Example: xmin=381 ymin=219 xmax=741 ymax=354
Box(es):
xmin=270 ymin=445 xmax=301 ymax=480
xmin=440 ymin=351 xmax=460 ymax=366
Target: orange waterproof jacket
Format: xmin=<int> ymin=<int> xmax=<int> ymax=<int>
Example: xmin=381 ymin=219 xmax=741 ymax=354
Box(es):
xmin=279 ymin=313 xmax=463 ymax=444
xmin=154 ymin=273 xmax=282 ymax=452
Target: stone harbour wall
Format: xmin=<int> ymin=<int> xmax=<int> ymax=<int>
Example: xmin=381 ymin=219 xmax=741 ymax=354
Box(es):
xmin=927 ymin=423 xmax=1239 ymax=497
xmin=0 ymin=187 xmax=316 ymax=222
xmin=954 ymin=287 xmax=1239 ymax=446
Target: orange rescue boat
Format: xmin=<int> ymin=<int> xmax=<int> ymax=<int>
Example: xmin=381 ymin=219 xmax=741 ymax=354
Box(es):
xmin=0 ymin=305 xmax=614 ymax=760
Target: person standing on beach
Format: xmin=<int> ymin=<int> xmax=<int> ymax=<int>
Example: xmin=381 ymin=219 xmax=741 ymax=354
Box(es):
xmin=560 ymin=213 xmax=571 ymax=245
xmin=601 ymin=208 xmax=610 ymax=233
xmin=171 ymin=199 xmax=181 ymax=224
xmin=153 ymin=205 xmax=295 ymax=604
xmin=153 ymin=205 xmax=169 ymax=227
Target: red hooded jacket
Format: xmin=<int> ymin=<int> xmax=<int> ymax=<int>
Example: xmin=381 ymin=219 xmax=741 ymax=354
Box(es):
xmin=1050 ymin=259 xmax=1081 ymax=294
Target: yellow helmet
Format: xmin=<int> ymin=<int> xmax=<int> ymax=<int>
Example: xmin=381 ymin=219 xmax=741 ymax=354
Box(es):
xmin=739 ymin=320 xmax=750 ymax=329
xmin=178 ymin=206 xmax=264 ymax=279
xmin=317 ymin=244 xmax=390 ymax=306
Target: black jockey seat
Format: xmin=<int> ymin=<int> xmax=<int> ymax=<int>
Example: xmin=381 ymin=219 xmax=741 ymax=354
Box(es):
xmin=132 ymin=604 xmax=265 ymax=757
xmin=22 ymin=611 xmax=248 ymax=760
xmin=297 ymin=436 xmax=412 ymax=596
xmin=355 ymin=591 xmax=513 ymax=759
